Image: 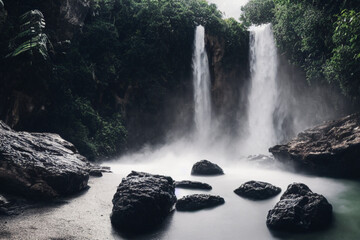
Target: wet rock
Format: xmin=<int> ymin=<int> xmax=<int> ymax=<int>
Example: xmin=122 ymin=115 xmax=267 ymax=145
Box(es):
xmin=0 ymin=121 xmax=90 ymax=199
xmin=176 ymin=194 xmax=225 ymax=211
xmin=89 ymin=169 xmax=102 ymax=177
xmin=175 ymin=180 xmax=212 ymax=190
xmin=191 ymin=160 xmax=224 ymax=175
xmin=89 ymin=165 xmax=112 ymax=177
xmin=57 ymin=0 xmax=90 ymax=40
xmin=270 ymin=113 xmax=360 ymax=178
xmin=110 ymin=171 xmax=176 ymax=233
xmin=234 ymin=181 xmax=281 ymax=200
xmin=266 ymin=183 xmax=333 ymax=232
xmin=0 ymin=192 xmax=36 ymax=216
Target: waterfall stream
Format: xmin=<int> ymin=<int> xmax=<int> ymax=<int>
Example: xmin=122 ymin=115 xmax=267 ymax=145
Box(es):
xmin=192 ymin=25 xmax=212 ymax=142
xmin=245 ymin=24 xmax=279 ymax=154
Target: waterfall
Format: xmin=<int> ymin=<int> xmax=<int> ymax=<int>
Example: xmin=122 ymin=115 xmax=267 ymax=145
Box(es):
xmin=192 ymin=25 xmax=212 ymax=141
xmin=245 ymin=24 xmax=279 ymax=154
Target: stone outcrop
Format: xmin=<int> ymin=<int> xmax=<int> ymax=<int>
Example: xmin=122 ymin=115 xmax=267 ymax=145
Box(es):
xmin=175 ymin=180 xmax=212 ymax=190
xmin=0 ymin=121 xmax=90 ymax=199
xmin=270 ymin=113 xmax=360 ymax=178
xmin=56 ymin=0 xmax=90 ymax=40
xmin=205 ymin=33 xmax=249 ymax=133
xmin=266 ymin=183 xmax=333 ymax=232
xmin=191 ymin=160 xmax=224 ymax=175
xmin=110 ymin=171 xmax=176 ymax=233
xmin=234 ymin=181 xmax=281 ymax=200
xmin=176 ymin=194 xmax=225 ymax=211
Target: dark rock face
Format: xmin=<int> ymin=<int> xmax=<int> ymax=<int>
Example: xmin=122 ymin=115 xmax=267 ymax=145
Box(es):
xmin=205 ymin=32 xmax=250 ymax=135
xmin=234 ymin=181 xmax=281 ymax=200
xmin=0 ymin=121 xmax=90 ymax=199
xmin=176 ymin=194 xmax=225 ymax=211
xmin=270 ymin=113 xmax=360 ymax=178
xmin=110 ymin=171 xmax=176 ymax=233
xmin=191 ymin=160 xmax=224 ymax=175
xmin=266 ymin=183 xmax=333 ymax=232
xmin=57 ymin=0 xmax=90 ymax=40
xmin=175 ymin=180 xmax=212 ymax=190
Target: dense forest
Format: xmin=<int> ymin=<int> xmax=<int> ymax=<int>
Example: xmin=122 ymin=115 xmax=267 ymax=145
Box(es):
xmin=1 ymin=0 xmax=359 ymax=161
xmin=0 ymin=0 xmax=248 ymax=160
xmin=241 ymin=0 xmax=360 ymax=101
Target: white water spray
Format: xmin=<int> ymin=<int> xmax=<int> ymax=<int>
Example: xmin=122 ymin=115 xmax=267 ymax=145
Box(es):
xmin=192 ymin=25 xmax=212 ymax=141
xmin=245 ymin=24 xmax=279 ymax=154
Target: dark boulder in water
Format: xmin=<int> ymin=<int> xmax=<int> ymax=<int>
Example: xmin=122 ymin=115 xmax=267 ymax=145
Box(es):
xmin=270 ymin=113 xmax=360 ymax=178
xmin=89 ymin=169 xmax=103 ymax=177
xmin=176 ymin=194 xmax=225 ymax=211
xmin=0 ymin=121 xmax=90 ymax=199
xmin=110 ymin=171 xmax=176 ymax=233
xmin=175 ymin=180 xmax=212 ymax=190
xmin=234 ymin=181 xmax=281 ymax=200
xmin=191 ymin=160 xmax=224 ymax=175
xmin=266 ymin=183 xmax=333 ymax=232
xmin=89 ymin=166 xmax=112 ymax=177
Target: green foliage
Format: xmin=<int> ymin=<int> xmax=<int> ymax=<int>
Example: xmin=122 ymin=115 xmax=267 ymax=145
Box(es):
xmin=324 ymin=10 xmax=360 ymax=100
xmin=240 ymin=0 xmax=275 ymax=27
xmin=272 ymin=2 xmax=331 ymax=82
xmin=46 ymin=88 xmax=127 ymax=161
xmin=222 ymin=18 xmax=249 ymax=67
xmin=7 ymin=10 xmax=49 ymax=61
xmin=243 ymin=0 xmax=360 ymax=101
xmin=0 ymin=0 xmax=248 ymax=160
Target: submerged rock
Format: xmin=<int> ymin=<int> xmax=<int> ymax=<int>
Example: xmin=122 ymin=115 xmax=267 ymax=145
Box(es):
xmin=191 ymin=160 xmax=224 ymax=175
xmin=266 ymin=183 xmax=333 ymax=232
xmin=110 ymin=171 xmax=176 ymax=233
xmin=0 ymin=121 xmax=90 ymax=199
xmin=269 ymin=113 xmax=360 ymax=178
xmin=175 ymin=180 xmax=212 ymax=190
xmin=89 ymin=169 xmax=102 ymax=177
xmin=89 ymin=165 xmax=112 ymax=177
xmin=234 ymin=181 xmax=281 ymax=200
xmin=176 ymin=194 xmax=225 ymax=211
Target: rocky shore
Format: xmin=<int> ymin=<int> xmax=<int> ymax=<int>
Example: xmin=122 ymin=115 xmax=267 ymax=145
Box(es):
xmin=270 ymin=113 xmax=360 ymax=178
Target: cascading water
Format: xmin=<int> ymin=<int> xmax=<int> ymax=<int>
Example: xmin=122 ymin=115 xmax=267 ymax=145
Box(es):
xmin=192 ymin=25 xmax=212 ymax=141
xmin=245 ymin=24 xmax=279 ymax=154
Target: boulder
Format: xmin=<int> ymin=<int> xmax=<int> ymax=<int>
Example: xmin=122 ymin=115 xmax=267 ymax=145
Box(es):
xmin=89 ymin=165 xmax=112 ymax=177
xmin=176 ymin=194 xmax=225 ymax=211
xmin=175 ymin=180 xmax=212 ymax=190
xmin=89 ymin=169 xmax=102 ymax=177
xmin=234 ymin=181 xmax=281 ymax=200
xmin=0 ymin=120 xmax=90 ymax=199
xmin=269 ymin=113 xmax=360 ymax=178
xmin=110 ymin=171 xmax=176 ymax=233
xmin=266 ymin=183 xmax=333 ymax=232
xmin=191 ymin=160 xmax=224 ymax=175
